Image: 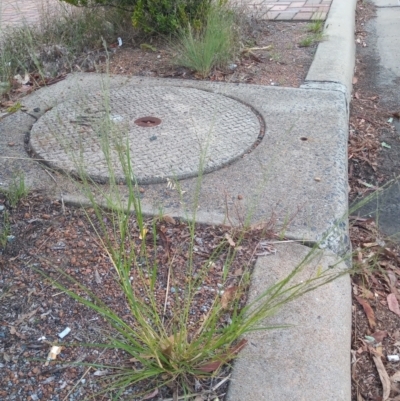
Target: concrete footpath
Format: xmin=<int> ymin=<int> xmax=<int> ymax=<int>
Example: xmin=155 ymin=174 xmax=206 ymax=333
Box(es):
xmin=0 ymin=0 xmax=357 ymax=399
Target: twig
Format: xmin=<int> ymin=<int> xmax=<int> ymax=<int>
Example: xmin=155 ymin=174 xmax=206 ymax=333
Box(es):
xmin=241 ymin=45 xmax=272 ymax=53
xmin=261 ymin=240 xmax=305 ymax=244
xmin=163 ymin=261 xmax=172 ymax=325
xmin=62 ymin=367 xmax=91 ymax=401
xmin=162 ymin=376 xmax=231 ymax=401
xmin=52 ymin=290 xmax=67 ymax=297
xmin=43 ymin=168 xmax=57 ymax=184
xmin=60 ymin=192 xmax=65 ymax=215
xmin=223 ymin=190 xmax=234 ymax=226
xmin=62 ymin=349 xmax=106 ymax=401
xmin=212 ymin=374 xmax=231 ymax=391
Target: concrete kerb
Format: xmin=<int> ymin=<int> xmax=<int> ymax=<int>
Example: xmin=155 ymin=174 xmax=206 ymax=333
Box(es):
xmin=301 ymin=0 xmax=357 ymax=109
xmin=226 ymin=243 xmax=352 ymax=401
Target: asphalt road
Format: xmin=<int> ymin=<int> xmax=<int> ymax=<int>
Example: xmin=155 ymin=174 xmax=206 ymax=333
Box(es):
xmin=356 ymin=0 xmax=400 ymax=242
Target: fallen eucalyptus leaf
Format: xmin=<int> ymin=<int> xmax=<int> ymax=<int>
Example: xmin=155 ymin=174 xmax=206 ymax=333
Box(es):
xmin=372 ymin=355 xmax=391 ymax=400
xmin=355 ymin=296 xmax=376 ymax=329
xmin=388 ymin=293 xmax=400 ymax=317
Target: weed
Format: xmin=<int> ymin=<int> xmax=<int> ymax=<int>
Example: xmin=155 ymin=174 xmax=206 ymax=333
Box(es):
xmin=307 ymin=18 xmax=324 ymax=34
xmin=0 ymin=211 xmax=11 ymax=250
xmin=313 ymin=31 xmax=325 ymax=43
xmin=299 ymin=36 xmax=314 ymax=47
xmin=6 ymin=102 xmax=22 ymax=113
xmin=174 ymin=4 xmax=239 ymax=77
xmin=0 ymin=172 xmax=28 ymax=208
xmin=269 ymin=51 xmax=281 ymax=62
xmin=0 ymin=2 xmax=133 ymax=83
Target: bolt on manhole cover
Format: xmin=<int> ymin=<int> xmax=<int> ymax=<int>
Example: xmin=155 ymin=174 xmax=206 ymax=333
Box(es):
xmin=134 ymin=116 xmax=162 ymax=127
xmin=30 ymin=86 xmax=264 ymax=184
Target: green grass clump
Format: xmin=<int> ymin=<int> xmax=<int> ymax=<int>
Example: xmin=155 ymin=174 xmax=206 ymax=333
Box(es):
xmin=307 ymin=18 xmax=324 ymax=34
xmin=0 ymin=172 xmax=28 ymax=208
xmin=299 ymin=16 xmax=325 ymax=48
xmin=299 ymin=36 xmax=314 ymax=47
xmin=174 ymin=4 xmax=239 ymax=77
xmin=0 ymin=2 xmax=133 ymax=83
xmin=0 ymin=211 xmax=11 ymax=250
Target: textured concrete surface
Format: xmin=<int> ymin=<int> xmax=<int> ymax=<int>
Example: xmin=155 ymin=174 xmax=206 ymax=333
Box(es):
xmin=30 ymin=86 xmax=262 ymax=184
xmin=12 ymin=73 xmax=349 ymax=252
xmin=227 ymin=242 xmax=351 ymax=401
xmin=304 ymin=0 xmax=357 ymax=105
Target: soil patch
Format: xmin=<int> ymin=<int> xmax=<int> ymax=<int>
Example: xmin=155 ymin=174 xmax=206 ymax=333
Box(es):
xmin=0 ymin=191 xmax=277 ymax=400
xmin=101 ymin=21 xmax=315 ymax=88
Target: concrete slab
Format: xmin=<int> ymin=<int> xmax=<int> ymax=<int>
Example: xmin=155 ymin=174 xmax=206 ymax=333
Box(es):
xmin=227 ymin=242 xmax=351 ymax=401
xmin=11 ymin=73 xmax=349 ymax=252
xmin=304 ymin=0 xmax=357 ymax=104
xmin=0 ymin=111 xmax=54 ymax=191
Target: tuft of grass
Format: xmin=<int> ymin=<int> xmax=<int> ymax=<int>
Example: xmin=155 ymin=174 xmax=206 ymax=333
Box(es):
xmin=174 ymin=4 xmax=239 ymax=78
xmin=298 ymin=30 xmax=325 ymax=48
xmin=299 ymin=36 xmax=314 ymax=47
xmin=0 ymin=1 xmax=133 ymax=83
xmin=269 ymin=51 xmax=281 ymax=62
xmin=307 ymin=18 xmax=324 ymax=34
xmin=6 ymin=101 xmax=22 ymax=113
xmin=0 ymin=172 xmax=29 ymax=208
xmin=0 ymin=211 xmax=11 ymax=250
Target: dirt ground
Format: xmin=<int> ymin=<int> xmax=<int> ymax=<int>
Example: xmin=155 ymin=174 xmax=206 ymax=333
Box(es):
xmin=0 ymin=190 xmax=278 ymax=400
xmin=100 ymin=21 xmax=315 ymax=88
xmin=2 ymin=1 xmax=400 ymax=400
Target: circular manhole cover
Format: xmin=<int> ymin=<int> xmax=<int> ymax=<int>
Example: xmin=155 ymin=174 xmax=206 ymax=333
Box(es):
xmin=30 ymin=86 xmax=263 ymax=184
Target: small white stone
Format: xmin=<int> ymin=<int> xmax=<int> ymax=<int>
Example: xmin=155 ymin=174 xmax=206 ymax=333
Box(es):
xmin=58 ymin=327 xmax=71 ymax=339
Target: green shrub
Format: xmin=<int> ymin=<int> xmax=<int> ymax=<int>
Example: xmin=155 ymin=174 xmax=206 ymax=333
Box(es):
xmin=132 ymin=0 xmax=211 ymax=34
xmin=61 ymin=0 xmax=213 ymax=34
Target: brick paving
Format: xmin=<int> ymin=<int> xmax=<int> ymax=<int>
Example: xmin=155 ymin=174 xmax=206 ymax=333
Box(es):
xmin=238 ymin=0 xmax=332 ymax=21
xmin=0 ymin=0 xmax=71 ymax=29
xmin=1 ymin=0 xmax=45 ymax=28
xmin=1 ymin=0 xmax=332 ymax=29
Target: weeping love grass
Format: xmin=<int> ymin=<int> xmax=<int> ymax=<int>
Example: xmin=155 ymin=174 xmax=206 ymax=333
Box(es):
xmin=30 ymin=73 xmax=355 ymax=399
xmin=174 ymin=4 xmax=239 ymax=78
xmin=0 ymin=171 xmax=28 ymax=208
xmin=0 ymin=0 xmax=132 ymax=82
